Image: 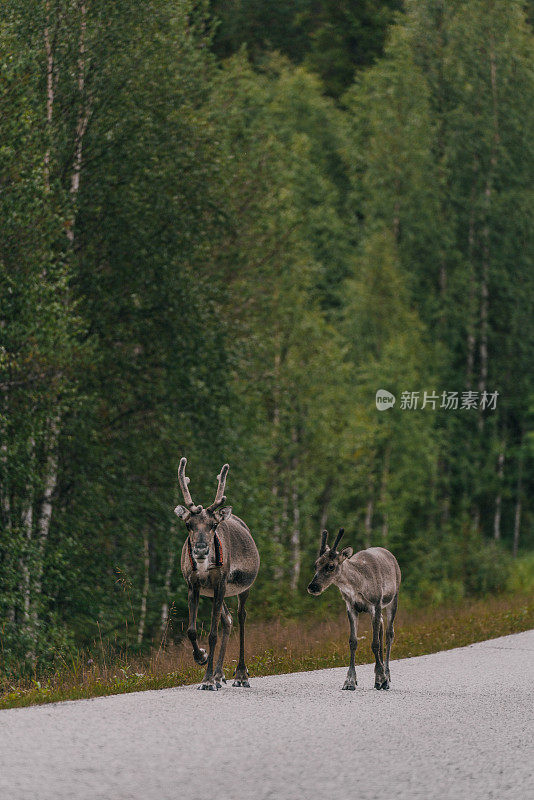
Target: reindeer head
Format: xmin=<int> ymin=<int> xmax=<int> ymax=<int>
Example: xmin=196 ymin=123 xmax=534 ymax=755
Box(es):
xmin=307 ymin=528 xmax=353 ymax=595
xmin=174 ymin=457 xmax=232 ymax=563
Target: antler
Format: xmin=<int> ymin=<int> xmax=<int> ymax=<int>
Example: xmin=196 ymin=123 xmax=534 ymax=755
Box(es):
xmin=207 ymin=463 xmax=229 ymax=513
xmin=177 ymin=457 xmax=202 ymax=513
xmin=319 ymin=529 xmax=329 ymax=555
xmin=331 ymin=528 xmax=345 ymax=553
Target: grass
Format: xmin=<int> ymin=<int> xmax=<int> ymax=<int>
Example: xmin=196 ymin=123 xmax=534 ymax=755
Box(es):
xmin=1 ymin=592 xmax=532 ymax=710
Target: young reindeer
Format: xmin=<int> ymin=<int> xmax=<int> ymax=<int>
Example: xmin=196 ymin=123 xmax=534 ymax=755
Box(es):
xmin=307 ymin=528 xmax=401 ymax=691
xmin=174 ymin=458 xmax=260 ymax=690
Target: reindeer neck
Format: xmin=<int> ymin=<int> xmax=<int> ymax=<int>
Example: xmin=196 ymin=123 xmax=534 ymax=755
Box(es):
xmin=335 ymin=559 xmax=372 ymax=610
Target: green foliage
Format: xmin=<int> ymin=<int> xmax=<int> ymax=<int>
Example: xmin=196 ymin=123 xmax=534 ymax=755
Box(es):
xmin=210 ymin=0 xmax=402 ymax=97
xmin=1 ymin=0 xmax=533 ymax=676
xmin=1 ymin=592 xmax=532 ymax=708
xmin=507 ymin=552 xmax=534 ymax=594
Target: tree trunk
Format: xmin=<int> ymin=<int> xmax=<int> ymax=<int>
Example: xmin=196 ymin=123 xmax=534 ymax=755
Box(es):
xmin=466 ymin=271 xmax=476 ymax=390
xmin=0 ymin=388 xmax=11 ymax=533
xmin=479 ymin=38 xmax=500 ymax=431
xmin=138 ymin=531 xmax=150 ymax=645
xmin=493 ymin=441 xmax=505 ymax=541
xmin=466 ymin=156 xmax=479 ymax=390
xmin=29 ymin=416 xmax=60 ymax=647
xmin=289 ymin=427 xmax=300 ymax=592
xmin=319 ymin=477 xmax=333 ymax=532
xmin=290 ymin=483 xmax=300 ymax=592
xmin=160 ymin=505 xmax=178 ymax=633
xmin=513 ymin=496 xmax=522 ymax=558
xmin=21 ymin=504 xmax=33 ymax=628
xmin=271 ymin=345 xmax=283 ymax=577
xmin=477 ymin=257 xmax=488 ymax=432
xmin=160 ymin=545 xmax=175 ymax=634
xmin=392 ymin=179 xmax=400 ymax=243
xmin=438 ymin=457 xmax=450 ymax=530
xmin=380 ymin=445 xmax=391 ymax=542
xmin=20 ymin=436 xmax=36 ymax=632
xmin=67 ymin=1 xmax=91 ymax=242
xmin=512 ymin=439 xmax=523 ymax=558
xmin=364 ymin=472 xmax=374 ymax=548
xmin=43 ymin=0 xmax=55 ymax=191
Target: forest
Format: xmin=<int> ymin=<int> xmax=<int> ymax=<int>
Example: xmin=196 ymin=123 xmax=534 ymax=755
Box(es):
xmin=1 ymin=0 xmax=533 ymax=676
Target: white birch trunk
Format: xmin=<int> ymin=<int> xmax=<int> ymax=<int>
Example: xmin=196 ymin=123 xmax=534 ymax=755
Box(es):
xmin=29 ymin=415 xmax=60 ymax=645
xmin=380 ymin=446 xmax=391 ymax=542
xmin=271 ymin=347 xmax=281 ymax=544
xmin=289 ymin=427 xmax=300 ymax=592
xmin=21 ymin=504 xmax=33 ymax=628
xmin=364 ymin=470 xmax=375 ymax=548
xmin=290 ymin=482 xmax=300 ymax=592
xmin=512 ymin=496 xmax=522 ymax=558
xmin=364 ymin=497 xmax=373 ymax=549
xmin=466 ymin=157 xmax=479 ymax=390
xmin=0 ymin=389 xmax=11 ymax=535
xmin=493 ymin=442 xmax=505 ymax=541
xmin=138 ymin=531 xmax=150 ymax=645
xmin=160 ymin=502 xmax=178 ymax=633
xmin=67 ymin=1 xmax=91 ymax=243
xmin=479 ymin=39 xmax=499 ymax=431
xmin=512 ymin=440 xmax=523 ymax=558
xmin=43 ymin=1 xmax=55 ymax=190
xmin=319 ymin=479 xmax=332 ymax=532
xmin=20 ymin=435 xmax=36 ymax=631
xmin=159 ymin=550 xmax=174 ymax=634
xmin=478 ymin=259 xmax=488 ymax=432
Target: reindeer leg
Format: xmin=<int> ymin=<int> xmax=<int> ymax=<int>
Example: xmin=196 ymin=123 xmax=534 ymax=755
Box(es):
xmin=199 ymin=580 xmax=225 ymax=691
xmin=384 ymin=594 xmax=398 ymax=686
xmin=214 ymin=602 xmax=232 ymax=688
xmin=372 ymin=606 xmax=387 ymax=690
xmin=233 ymin=589 xmax=250 ymax=687
xmin=342 ymin=604 xmax=359 ymax=690
xmin=187 ymin=582 xmax=207 ymax=666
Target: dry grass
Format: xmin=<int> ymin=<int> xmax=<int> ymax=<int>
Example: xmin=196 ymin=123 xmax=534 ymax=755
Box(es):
xmin=1 ymin=592 xmax=532 ymax=710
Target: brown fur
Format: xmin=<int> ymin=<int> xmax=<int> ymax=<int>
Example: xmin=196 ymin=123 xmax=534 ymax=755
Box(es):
xmin=174 ymin=459 xmax=260 ymax=690
xmin=308 ymin=530 xmax=401 ymax=690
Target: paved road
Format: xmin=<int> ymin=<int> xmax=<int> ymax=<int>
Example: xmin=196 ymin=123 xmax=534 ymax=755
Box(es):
xmin=1 ymin=630 xmax=533 ymax=800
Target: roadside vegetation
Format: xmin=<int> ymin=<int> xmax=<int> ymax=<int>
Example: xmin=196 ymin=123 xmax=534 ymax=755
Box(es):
xmin=1 ymin=590 xmax=532 ymax=711
xmin=1 ymin=1 xmax=533 ymax=682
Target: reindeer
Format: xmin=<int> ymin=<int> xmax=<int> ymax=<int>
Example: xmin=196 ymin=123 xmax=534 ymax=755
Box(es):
xmin=173 ymin=458 xmax=260 ymax=690
xmin=307 ymin=528 xmax=401 ymax=691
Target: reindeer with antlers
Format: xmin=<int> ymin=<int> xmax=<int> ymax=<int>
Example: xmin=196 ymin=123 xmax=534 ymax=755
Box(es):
xmin=307 ymin=528 xmax=401 ymax=691
xmin=173 ymin=458 xmax=260 ymax=690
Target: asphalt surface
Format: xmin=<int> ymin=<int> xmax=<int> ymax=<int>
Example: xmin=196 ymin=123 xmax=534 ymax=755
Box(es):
xmin=1 ymin=630 xmax=533 ymax=800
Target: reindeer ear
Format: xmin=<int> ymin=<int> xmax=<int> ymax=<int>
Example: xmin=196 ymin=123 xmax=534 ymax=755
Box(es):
xmin=340 ymin=546 xmax=353 ymax=561
xmin=215 ymin=506 xmax=232 ymax=522
xmin=174 ymin=505 xmax=190 ymax=520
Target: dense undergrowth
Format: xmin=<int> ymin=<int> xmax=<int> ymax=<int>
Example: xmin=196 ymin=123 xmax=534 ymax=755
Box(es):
xmin=1 ymin=592 xmax=532 ymax=711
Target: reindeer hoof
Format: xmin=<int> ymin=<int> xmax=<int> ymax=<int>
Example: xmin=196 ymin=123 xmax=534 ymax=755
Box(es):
xmin=194 ymin=649 xmax=208 ymax=666
xmin=198 ymin=683 xmax=217 ymax=691
xmin=232 ymin=679 xmax=250 ymax=688
xmin=215 ymin=677 xmax=226 ymax=688
xmin=342 ymin=681 xmax=357 ymax=691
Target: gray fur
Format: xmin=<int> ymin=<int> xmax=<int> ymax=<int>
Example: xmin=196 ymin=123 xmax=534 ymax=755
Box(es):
xmin=307 ymin=529 xmax=401 ymax=691
xmin=174 ymin=458 xmax=260 ymax=690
